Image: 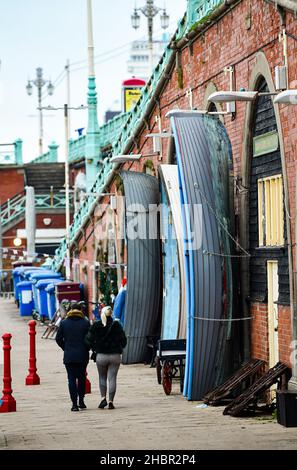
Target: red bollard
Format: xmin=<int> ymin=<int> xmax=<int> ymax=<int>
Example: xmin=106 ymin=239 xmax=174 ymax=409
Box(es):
xmin=25 ymin=320 xmax=40 ymax=385
xmin=85 ymin=370 xmax=91 ymax=394
xmin=0 ymin=333 xmax=16 ymax=413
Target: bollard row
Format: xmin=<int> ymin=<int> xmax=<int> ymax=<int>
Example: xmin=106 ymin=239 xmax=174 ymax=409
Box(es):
xmin=0 ymin=320 xmax=92 ymax=413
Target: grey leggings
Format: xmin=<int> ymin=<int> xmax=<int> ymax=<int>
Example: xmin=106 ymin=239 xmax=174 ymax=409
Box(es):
xmin=96 ymin=353 xmax=121 ymax=402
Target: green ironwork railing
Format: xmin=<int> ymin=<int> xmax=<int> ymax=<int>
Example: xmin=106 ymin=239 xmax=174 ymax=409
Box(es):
xmin=185 ymin=0 xmax=223 ymax=32
xmin=30 ymin=151 xmax=55 ymax=164
xmin=0 ymin=152 xmax=15 ymax=165
xmin=1 ymin=192 xmax=72 ymax=228
xmin=30 ymin=141 xmax=59 ymax=164
xmin=68 ymin=112 xmax=131 ymax=163
xmin=69 ymin=136 xmax=86 ymax=162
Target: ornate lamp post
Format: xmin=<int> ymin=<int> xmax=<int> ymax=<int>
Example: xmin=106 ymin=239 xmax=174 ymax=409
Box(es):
xmin=26 ymin=68 xmax=54 ymax=155
xmin=131 ymin=1 xmax=169 ymax=74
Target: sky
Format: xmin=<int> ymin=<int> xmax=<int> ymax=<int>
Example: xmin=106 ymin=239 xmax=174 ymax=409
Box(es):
xmin=0 ymin=0 xmax=187 ymax=163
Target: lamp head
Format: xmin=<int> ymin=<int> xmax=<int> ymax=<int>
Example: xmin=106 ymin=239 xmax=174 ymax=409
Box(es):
xmin=274 ymin=90 xmax=297 ymax=104
xmin=47 ymin=81 xmax=54 ymax=96
xmin=26 ymin=81 xmax=33 ymax=96
xmin=131 ymin=8 xmax=140 ymax=29
xmin=208 ymin=91 xmax=258 ymax=103
xmin=160 ymin=9 xmax=169 ymax=30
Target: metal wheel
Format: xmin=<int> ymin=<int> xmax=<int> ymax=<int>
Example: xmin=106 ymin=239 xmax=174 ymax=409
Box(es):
xmin=156 ymin=356 xmax=162 ymax=384
xmin=162 ymin=360 xmax=173 ymax=395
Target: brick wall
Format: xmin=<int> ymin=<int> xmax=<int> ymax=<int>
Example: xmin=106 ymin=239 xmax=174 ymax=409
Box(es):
xmin=250 ymin=302 xmax=269 ymax=364
xmin=251 ymin=302 xmax=292 ymax=367
xmin=0 ymin=167 xmax=24 ymax=202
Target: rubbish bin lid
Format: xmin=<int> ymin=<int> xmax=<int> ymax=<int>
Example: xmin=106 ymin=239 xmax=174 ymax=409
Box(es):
xmin=30 ymin=272 xmax=61 ymax=282
xmin=16 ymin=281 xmax=33 ymax=288
xmin=36 ymin=278 xmax=64 ymax=289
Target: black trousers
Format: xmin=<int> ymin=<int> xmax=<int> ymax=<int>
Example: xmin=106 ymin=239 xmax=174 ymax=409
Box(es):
xmin=65 ymin=363 xmax=87 ymax=405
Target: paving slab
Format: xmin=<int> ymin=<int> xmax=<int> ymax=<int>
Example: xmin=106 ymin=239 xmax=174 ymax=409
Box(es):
xmin=0 ymin=298 xmax=297 ymax=450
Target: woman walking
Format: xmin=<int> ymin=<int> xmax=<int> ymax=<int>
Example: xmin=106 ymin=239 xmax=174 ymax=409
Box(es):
xmin=56 ymin=302 xmax=90 ymax=411
xmin=85 ymin=306 xmax=127 ymax=409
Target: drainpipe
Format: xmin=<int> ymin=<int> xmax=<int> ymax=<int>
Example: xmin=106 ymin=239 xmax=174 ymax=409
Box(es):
xmin=288 ymin=193 xmax=297 ymax=390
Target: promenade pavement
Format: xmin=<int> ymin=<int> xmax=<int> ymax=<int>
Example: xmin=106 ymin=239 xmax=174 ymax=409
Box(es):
xmin=0 ymin=298 xmax=296 ymax=450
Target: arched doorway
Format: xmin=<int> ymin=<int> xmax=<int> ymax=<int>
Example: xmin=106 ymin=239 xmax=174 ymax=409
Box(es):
xmin=247 ymin=76 xmax=290 ymax=368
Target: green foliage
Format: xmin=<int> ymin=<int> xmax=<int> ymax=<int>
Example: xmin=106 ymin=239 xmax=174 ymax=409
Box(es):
xmin=177 ymin=66 xmax=184 ymax=90
xmin=143 ymin=159 xmax=155 ymax=175
xmin=99 ymin=268 xmax=118 ymax=305
xmin=189 ymin=7 xmax=217 ymax=33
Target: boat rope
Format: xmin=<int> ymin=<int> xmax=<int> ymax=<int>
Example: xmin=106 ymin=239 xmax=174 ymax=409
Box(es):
xmin=193 ymin=186 xmax=250 ymax=257
xmin=192 ymin=315 xmax=254 ymax=322
xmin=126 ymin=335 xmax=148 ymax=339
xmin=203 ymin=250 xmax=250 ymax=258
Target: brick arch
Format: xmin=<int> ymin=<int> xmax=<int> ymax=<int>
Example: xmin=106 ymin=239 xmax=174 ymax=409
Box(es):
xmin=239 ymin=51 xmax=294 ymax=361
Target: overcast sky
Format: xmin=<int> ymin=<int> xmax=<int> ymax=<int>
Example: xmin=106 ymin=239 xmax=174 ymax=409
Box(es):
xmin=0 ymin=0 xmax=187 ymax=163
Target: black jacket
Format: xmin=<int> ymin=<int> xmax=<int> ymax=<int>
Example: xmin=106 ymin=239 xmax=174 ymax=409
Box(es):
xmin=56 ymin=315 xmax=90 ymax=364
xmin=85 ymin=317 xmax=127 ymax=355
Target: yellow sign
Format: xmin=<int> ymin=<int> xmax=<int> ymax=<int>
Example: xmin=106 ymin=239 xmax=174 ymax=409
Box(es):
xmin=124 ymin=88 xmax=142 ymax=112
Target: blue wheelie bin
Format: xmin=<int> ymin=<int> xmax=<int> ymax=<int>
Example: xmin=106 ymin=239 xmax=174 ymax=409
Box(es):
xmin=36 ymin=278 xmax=64 ymax=319
xmin=30 ymin=272 xmax=62 ymax=315
xmin=46 ymin=283 xmax=57 ymax=321
xmin=17 ymin=281 xmax=34 ymax=316
xmin=13 ymin=267 xmax=42 ymax=304
xmin=45 ymin=279 xmax=65 ymax=320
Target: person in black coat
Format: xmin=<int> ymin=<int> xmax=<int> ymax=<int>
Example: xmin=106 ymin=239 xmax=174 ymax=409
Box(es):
xmin=56 ymin=303 xmax=90 ymax=411
xmin=85 ymin=306 xmax=127 ymax=410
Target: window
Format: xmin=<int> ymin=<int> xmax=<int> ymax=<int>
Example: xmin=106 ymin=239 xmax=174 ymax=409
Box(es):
xmin=258 ymin=175 xmax=284 ymax=247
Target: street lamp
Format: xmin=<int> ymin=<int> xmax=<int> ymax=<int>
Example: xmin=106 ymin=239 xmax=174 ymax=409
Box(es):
xmin=26 ymin=67 xmax=54 ymax=155
xmin=110 ymin=154 xmax=142 ymax=163
xmin=160 ymin=8 xmax=169 ymax=30
xmin=208 ymin=91 xmax=259 ymax=103
xmin=131 ymin=9 xmax=141 ymax=29
xmin=131 ymin=1 xmax=170 ymax=74
xmin=13 ymin=238 xmax=22 ymax=247
xmin=274 ymin=89 xmax=297 ymax=104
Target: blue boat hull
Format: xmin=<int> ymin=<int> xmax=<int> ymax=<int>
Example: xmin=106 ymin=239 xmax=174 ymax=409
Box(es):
xmin=170 ymin=111 xmax=233 ymax=400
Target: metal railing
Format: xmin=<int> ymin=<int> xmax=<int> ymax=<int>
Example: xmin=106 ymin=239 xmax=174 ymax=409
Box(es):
xmin=69 ymin=136 xmax=86 ymax=162
xmin=185 ymin=0 xmax=223 ymax=32
xmin=1 ymin=192 xmax=73 ymax=228
xmin=30 ymin=151 xmax=56 ymax=164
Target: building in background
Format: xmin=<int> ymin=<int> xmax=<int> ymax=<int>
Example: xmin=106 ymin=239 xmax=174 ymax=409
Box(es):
xmin=105 ymin=110 xmax=121 ymax=123
xmin=127 ymin=34 xmax=169 ymax=80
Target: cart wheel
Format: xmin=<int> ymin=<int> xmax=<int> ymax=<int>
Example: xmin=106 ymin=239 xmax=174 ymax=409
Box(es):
xmin=162 ymin=360 xmax=172 ymax=395
xmin=156 ymin=356 xmax=162 ymax=384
